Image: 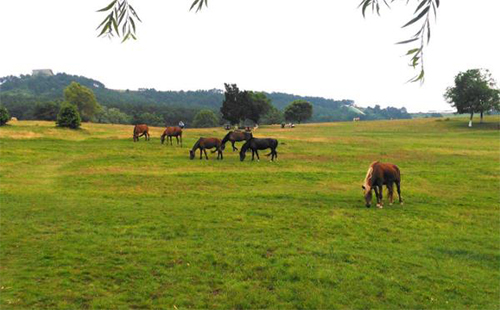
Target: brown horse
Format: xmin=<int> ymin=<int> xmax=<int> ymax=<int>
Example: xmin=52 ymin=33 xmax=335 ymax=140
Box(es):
xmin=190 ymin=137 xmax=224 ymax=160
xmin=221 ymin=131 xmax=253 ymax=151
xmin=161 ymin=126 xmax=183 ymax=147
xmin=133 ymin=124 xmax=150 ymax=142
xmin=362 ymin=161 xmax=403 ymax=208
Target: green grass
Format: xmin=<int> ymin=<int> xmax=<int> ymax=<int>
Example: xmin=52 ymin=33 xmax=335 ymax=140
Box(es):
xmin=1 ymin=117 xmax=499 ymax=309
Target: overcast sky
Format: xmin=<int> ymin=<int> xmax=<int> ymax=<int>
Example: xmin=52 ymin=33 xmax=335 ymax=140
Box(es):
xmin=1 ymin=0 xmax=499 ymax=112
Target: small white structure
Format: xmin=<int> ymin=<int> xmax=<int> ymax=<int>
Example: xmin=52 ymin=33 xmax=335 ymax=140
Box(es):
xmin=32 ymin=69 xmax=54 ymax=77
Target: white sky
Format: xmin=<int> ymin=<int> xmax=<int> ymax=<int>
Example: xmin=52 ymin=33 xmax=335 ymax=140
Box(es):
xmin=1 ymin=0 xmax=499 ymax=112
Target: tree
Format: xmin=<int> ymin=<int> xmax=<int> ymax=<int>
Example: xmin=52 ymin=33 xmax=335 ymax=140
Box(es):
xmin=220 ymin=83 xmax=247 ymax=125
xmin=97 ymin=0 xmax=440 ymax=82
xmin=64 ymin=82 xmax=101 ymax=121
xmin=247 ymin=92 xmax=272 ymax=124
xmin=261 ymin=106 xmax=284 ymax=125
xmin=33 ymin=101 xmax=61 ymax=121
xmin=0 ymin=106 xmax=10 ymax=126
xmin=94 ymin=106 xmax=131 ymax=124
xmin=284 ymin=100 xmax=313 ymax=123
xmin=56 ymin=103 xmax=81 ymax=129
xmin=444 ymin=69 xmax=500 ymax=127
xmin=192 ymin=109 xmax=219 ymax=128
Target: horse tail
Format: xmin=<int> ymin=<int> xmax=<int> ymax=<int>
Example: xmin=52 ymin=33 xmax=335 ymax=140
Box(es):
xmin=394 ymin=164 xmax=401 ymax=181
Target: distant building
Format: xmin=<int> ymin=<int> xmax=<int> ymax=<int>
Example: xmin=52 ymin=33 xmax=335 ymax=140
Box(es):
xmin=32 ymin=69 xmax=54 ymax=76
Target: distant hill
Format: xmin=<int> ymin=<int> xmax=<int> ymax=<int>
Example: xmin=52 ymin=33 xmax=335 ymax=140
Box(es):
xmin=0 ymin=73 xmax=411 ymax=123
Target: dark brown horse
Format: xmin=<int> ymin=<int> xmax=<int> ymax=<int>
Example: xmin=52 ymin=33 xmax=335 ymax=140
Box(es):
xmin=240 ymin=137 xmax=278 ymax=161
xmin=133 ymin=124 xmax=150 ymax=142
xmin=161 ymin=126 xmax=183 ymax=147
xmin=362 ymin=161 xmax=403 ymax=208
xmin=221 ymin=131 xmax=253 ymax=151
xmin=190 ymin=137 xmax=224 ymax=160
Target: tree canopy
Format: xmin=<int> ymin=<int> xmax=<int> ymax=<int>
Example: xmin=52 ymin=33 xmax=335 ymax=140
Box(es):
xmin=56 ymin=103 xmax=81 ymax=129
xmin=220 ymin=84 xmax=274 ymax=125
xmin=192 ymin=109 xmax=219 ymax=128
xmin=444 ymin=69 xmax=500 ymax=126
xmin=284 ymin=100 xmax=313 ymax=124
xmin=0 ymin=106 xmax=10 ymax=126
xmin=64 ymin=82 xmax=101 ymax=122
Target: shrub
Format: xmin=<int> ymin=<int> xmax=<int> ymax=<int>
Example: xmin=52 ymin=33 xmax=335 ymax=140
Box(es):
xmin=192 ymin=109 xmax=219 ymax=128
xmin=0 ymin=106 xmax=10 ymax=126
xmin=56 ymin=103 xmax=81 ymax=129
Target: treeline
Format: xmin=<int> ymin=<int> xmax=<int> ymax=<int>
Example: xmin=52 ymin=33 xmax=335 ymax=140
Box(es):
xmin=0 ymin=73 xmax=412 ymax=126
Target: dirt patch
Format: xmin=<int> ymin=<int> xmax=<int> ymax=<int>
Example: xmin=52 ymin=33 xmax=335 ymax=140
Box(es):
xmin=0 ymin=131 xmax=42 ymax=139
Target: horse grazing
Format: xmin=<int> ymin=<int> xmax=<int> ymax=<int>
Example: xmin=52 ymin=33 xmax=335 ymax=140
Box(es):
xmin=221 ymin=131 xmax=253 ymax=151
xmin=240 ymin=138 xmax=278 ymax=161
xmin=133 ymin=124 xmax=150 ymax=142
xmin=190 ymin=137 xmax=224 ymax=160
xmin=161 ymin=126 xmax=183 ymax=147
xmin=362 ymin=161 xmax=403 ymax=208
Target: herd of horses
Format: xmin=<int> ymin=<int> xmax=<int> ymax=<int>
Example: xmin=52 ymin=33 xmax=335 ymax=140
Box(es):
xmin=133 ymin=124 xmax=403 ymax=208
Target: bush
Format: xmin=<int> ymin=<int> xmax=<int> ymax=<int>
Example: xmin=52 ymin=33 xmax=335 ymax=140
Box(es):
xmin=192 ymin=109 xmax=219 ymax=128
xmin=0 ymin=106 xmax=10 ymax=126
xmin=56 ymin=103 xmax=81 ymax=129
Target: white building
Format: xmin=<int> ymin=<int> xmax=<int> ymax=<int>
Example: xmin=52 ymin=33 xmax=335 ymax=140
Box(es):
xmin=32 ymin=69 xmax=54 ymax=76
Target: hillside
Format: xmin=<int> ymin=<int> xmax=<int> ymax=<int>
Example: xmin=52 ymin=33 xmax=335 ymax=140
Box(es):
xmin=0 ymin=73 xmax=411 ymax=124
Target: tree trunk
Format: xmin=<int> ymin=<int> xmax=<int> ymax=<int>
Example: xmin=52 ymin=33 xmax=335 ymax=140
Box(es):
xmin=469 ymin=112 xmax=473 ymax=127
xmin=480 ymin=111 xmax=484 ymax=123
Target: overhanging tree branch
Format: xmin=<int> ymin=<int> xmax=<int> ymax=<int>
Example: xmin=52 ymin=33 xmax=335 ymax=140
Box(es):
xmin=359 ymin=0 xmax=439 ymax=83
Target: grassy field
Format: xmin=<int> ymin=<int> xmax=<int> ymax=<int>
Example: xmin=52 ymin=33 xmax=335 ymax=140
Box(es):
xmin=1 ymin=117 xmax=499 ymax=309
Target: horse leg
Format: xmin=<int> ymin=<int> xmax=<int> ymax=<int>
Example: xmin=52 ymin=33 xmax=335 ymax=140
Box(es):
xmin=387 ymin=183 xmax=394 ymax=205
xmin=396 ymin=181 xmax=403 ymax=205
xmin=220 ymin=149 xmax=223 ymax=160
xmin=251 ymin=149 xmax=255 ymax=161
xmin=232 ymin=141 xmax=237 ymax=152
xmin=176 ymin=136 xmax=179 ymax=146
xmin=199 ymin=149 xmax=203 ymax=160
xmin=204 ymin=149 xmax=209 ymax=160
xmin=255 ymin=150 xmax=260 ymax=161
xmin=180 ymin=134 xmax=182 ymax=148
xmin=377 ymin=185 xmax=384 ymax=208
xmin=373 ymin=186 xmax=380 ymax=208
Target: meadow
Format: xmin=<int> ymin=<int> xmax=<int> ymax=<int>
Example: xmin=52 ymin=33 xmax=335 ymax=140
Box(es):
xmin=0 ymin=117 xmax=499 ymax=309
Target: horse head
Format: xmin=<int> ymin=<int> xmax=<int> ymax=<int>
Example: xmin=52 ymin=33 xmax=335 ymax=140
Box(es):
xmin=189 ymin=150 xmax=195 ymax=160
xmin=362 ymin=185 xmax=372 ymax=208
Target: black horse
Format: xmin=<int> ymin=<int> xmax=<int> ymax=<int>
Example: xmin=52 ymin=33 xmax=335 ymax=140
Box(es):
xmin=240 ymin=138 xmax=278 ymax=161
xmin=221 ymin=131 xmax=253 ymax=151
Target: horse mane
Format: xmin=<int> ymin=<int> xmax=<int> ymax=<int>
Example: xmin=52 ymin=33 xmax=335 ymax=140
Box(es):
xmin=239 ymin=138 xmax=252 ymax=154
xmin=191 ymin=138 xmax=202 ymax=151
xmin=221 ymin=131 xmax=232 ymax=144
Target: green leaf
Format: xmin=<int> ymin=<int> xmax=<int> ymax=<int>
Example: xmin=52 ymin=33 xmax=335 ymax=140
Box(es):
xmin=406 ymin=48 xmax=420 ymax=55
xmin=396 ymin=37 xmax=419 ymax=44
xmin=129 ymin=17 xmax=136 ymax=33
xmin=402 ymin=6 xmax=429 ymax=28
xmin=97 ymin=0 xmax=117 ymax=12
